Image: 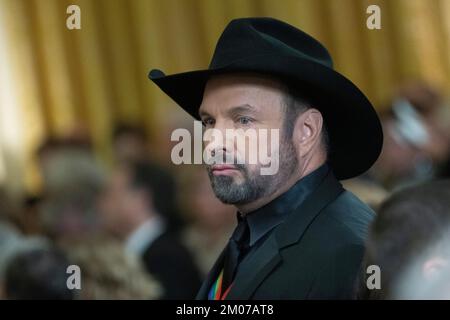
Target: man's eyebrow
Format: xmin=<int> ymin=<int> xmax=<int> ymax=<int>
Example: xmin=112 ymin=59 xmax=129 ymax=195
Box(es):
xmin=198 ymin=109 xmax=211 ymax=118
xmin=198 ymin=104 xmax=257 ymax=118
xmin=227 ymin=104 xmax=258 ymax=116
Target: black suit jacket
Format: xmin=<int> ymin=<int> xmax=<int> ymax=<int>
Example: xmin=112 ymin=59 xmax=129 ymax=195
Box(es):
xmin=196 ymin=171 xmax=374 ymax=299
xmin=142 ymin=231 xmax=202 ymax=299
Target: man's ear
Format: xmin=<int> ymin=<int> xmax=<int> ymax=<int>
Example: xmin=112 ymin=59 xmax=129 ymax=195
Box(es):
xmin=423 ymin=256 xmax=448 ymax=280
xmin=293 ymin=108 xmax=323 ymax=157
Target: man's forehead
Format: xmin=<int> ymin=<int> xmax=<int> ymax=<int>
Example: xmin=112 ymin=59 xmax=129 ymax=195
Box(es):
xmin=200 ymin=73 xmax=286 ymax=115
xmin=205 ymin=73 xmax=285 ymax=91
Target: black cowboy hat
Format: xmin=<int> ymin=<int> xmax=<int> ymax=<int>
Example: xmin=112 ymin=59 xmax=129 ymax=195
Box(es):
xmin=148 ymin=17 xmax=383 ymax=180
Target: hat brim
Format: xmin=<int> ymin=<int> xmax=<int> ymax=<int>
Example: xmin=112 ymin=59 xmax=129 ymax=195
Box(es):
xmin=149 ymin=54 xmax=383 ymax=180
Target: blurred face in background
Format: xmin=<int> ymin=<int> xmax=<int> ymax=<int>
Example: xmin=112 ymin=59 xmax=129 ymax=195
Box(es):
xmin=98 ymin=167 xmax=147 ymax=238
xmin=374 ymin=98 xmax=450 ymax=187
xmin=113 ymin=133 xmax=147 ymax=165
xmin=374 ymin=83 xmax=450 ymax=185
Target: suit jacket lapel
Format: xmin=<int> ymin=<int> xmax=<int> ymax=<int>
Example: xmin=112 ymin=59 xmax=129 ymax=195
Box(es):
xmin=225 ymin=234 xmax=281 ymax=299
xmin=225 ymin=171 xmax=344 ymax=299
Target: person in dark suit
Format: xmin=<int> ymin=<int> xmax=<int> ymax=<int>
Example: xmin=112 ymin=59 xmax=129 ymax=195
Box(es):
xmin=99 ymin=161 xmax=202 ymax=299
xmin=148 ymin=18 xmax=383 ymax=299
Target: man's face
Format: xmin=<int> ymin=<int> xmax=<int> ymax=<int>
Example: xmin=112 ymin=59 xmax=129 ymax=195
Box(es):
xmin=98 ymin=167 xmax=141 ymax=236
xmin=199 ymin=74 xmax=299 ymax=205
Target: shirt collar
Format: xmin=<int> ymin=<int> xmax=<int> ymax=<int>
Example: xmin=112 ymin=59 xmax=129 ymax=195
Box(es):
xmin=243 ymin=163 xmax=330 ymax=246
xmin=125 ymin=216 xmax=166 ymax=256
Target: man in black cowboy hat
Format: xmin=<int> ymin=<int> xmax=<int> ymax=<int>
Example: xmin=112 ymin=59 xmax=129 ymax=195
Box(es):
xmin=149 ymin=17 xmax=383 ymax=299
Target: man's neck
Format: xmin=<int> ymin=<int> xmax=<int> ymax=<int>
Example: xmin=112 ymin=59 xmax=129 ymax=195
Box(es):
xmin=236 ymin=160 xmax=325 ymax=215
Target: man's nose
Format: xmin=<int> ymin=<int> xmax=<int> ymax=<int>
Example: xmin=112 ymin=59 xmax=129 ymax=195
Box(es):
xmin=204 ymin=141 xmax=227 ymax=159
xmin=203 ymin=122 xmax=233 ymax=160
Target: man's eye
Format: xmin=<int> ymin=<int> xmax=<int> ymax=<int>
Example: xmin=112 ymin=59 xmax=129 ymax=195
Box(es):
xmin=202 ymin=118 xmax=215 ymax=126
xmin=238 ymin=116 xmax=253 ymax=125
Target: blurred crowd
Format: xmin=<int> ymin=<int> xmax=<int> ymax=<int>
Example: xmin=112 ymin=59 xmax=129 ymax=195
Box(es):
xmin=0 ymin=80 xmax=450 ymax=299
xmin=0 ymin=122 xmax=235 ymax=299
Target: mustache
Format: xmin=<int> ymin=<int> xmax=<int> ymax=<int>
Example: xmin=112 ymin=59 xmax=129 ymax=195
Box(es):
xmin=205 ymin=150 xmax=247 ymax=172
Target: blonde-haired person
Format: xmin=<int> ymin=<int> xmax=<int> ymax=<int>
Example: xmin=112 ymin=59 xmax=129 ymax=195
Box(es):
xmin=61 ymin=236 xmax=162 ymax=300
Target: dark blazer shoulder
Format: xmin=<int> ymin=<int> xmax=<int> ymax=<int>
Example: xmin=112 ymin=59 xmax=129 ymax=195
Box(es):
xmin=296 ymin=189 xmax=374 ymax=299
xmin=315 ymin=189 xmax=375 ymax=245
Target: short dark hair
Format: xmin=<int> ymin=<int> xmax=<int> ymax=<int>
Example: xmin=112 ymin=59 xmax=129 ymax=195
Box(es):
xmin=281 ymin=84 xmax=330 ymax=154
xmin=127 ymin=162 xmax=184 ymax=231
xmin=112 ymin=123 xmax=147 ymax=142
xmin=5 ymin=247 xmax=74 ymax=300
xmin=364 ymin=180 xmax=450 ymax=299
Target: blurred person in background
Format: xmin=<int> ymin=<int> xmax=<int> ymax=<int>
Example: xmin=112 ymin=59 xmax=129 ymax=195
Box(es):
xmin=181 ymin=168 xmax=235 ymax=276
xmin=0 ymin=189 xmax=27 ymax=298
xmin=60 ymin=236 xmax=161 ymax=299
xmin=36 ymin=136 xmax=106 ymax=240
xmin=112 ymin=123 xmax=150 ymax=165
xmin=371 ymin=82 xmax=450 ymax=191
xmin=363 ymin=180 xmax=450 ymax=299
xmin=0 ymin=187 xmax=21 ymax=231
xmin=2 ymin=239 xmax=70 ymax=300
xmin=17 ymin=195 xmax=44 ymax=236
xmin=98 ymin=161 xmax=202 ymax=299
xmin=0 ymin=178 xmax=43 ymax=235
xmin=112 ymin=122 xmax=186 ymax=231
xmin=0 ymin=189 xmax=60 ymax=300
xmin=0 ymin=222 xmax=22 ymax=297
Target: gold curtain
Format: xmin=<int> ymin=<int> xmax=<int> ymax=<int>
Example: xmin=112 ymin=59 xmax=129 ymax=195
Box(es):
xmin=0 ymin=0 xmax=449 ymax=194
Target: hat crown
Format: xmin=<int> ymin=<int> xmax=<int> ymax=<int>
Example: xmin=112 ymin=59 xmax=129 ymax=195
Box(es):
xmin=210 ymin=17 xmax=333 ymax=70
